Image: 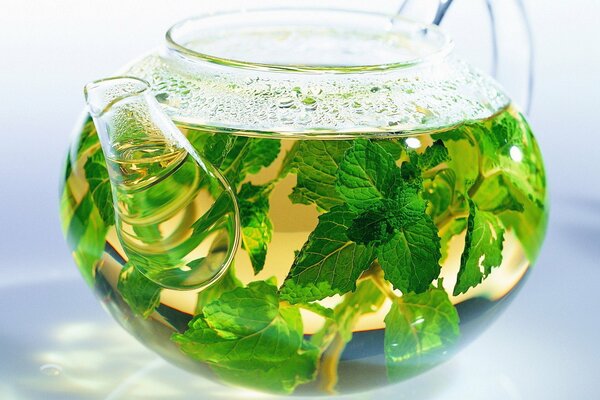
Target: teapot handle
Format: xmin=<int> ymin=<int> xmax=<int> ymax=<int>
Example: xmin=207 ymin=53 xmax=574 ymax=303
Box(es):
xmin=396 ymin=0 xmax=534 ymax=113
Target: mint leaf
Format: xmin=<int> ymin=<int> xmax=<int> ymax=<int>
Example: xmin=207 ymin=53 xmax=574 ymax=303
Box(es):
xmin=173 ymin=281 xmax=318 ymax=393
xmin=204 ymin=135 xmax=281 ymax=185
xmin=336 ymin=139 xmax=401 ymax=211
xmin=84 ymin=150 xmax=115 ymax=225
xmin=195 ymin=265 xmax=243 ymax=314
xmin=238 ymin=183 xmax=273 ymax=274
xmin=415 ymin=139 xmax=450 ymax=171
xmin=454 ymin=201 xmax=505 ymax=295
xmin=283 ymin=141 xmax=351 ymax=211
xmin=117 ymin=263 xmax=161 ymax=319
xmin=384 ymin=287 xmax=460 ymax=381
xmin=347 ymin=199 xmax=399 ymax=246
xmin=68 ymin=194 xmax=108 ymax=285
xmin=280 ymin=205 xmax=376 ymax=303
xmin=245 ymin=138 xmax=281 ymax=175
xmin=377 ymin=211 xmax=442 ymax=294
xmin=76 ymin=116 xmax=100 ymax=156
xmin=471 ymin=173 xmax=524 ymax=213
xmin=376 ymin=140 xmax=405 ymax=160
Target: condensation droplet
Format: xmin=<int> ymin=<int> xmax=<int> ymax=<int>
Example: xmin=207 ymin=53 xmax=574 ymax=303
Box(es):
xmin=40 ymin=364 xmax=63 ymax=377
xmin=277 ymin=97 xmax=295 ymax=109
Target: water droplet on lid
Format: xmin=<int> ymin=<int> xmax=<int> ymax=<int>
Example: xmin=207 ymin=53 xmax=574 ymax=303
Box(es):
xmin=277 ymin=97 xmax=294 ymax=109
xmin=40 ymin=364 xmax=62 ymax=377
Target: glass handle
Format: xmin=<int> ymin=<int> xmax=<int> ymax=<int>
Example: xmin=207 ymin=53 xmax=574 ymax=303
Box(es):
xmin=395 ymin=0 xmax=534 ymax=114
xmin=484 ymin=0 xmax=534 ymax=114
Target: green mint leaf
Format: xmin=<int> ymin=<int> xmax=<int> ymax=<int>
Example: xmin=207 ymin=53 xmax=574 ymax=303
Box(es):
xmin=283 ymin=141 xmax=351 ymax=211
xmin=453 ymin=201 xmax=505 ymax=295
xmin=238 ymin=183 xmax=273 ymax=274
xmin=173 ymin=281 xmax=318 ymax=393
xmin=439 ymin=217 xmax=467 ymax=264
xmin=471 ymin=173 xmax=524 ymax=213
xmin=336 ymin=139 xmax=402 ymax=211
xmin=280 ymin=205 xmax=376 ymax=303
xmin=245 ymin=138 xmax=281 ymax=175
xmin=76 ymin=116 xmax=100 ymax=156
xmin=384 ymin=287 xmax=460 ymax=381
xmin=202 ymin=280 xmax=279 ymax=337
xmin=204 ymin=134 xmax=281 ymax=185
xmin=68 ymin=194 xmax=108 ymax=285
xmin=297 ymin=302 xmax=334 ymax=320
xmin=490 ymin=111 xmax=521 ymax=149
xmin=84 ymin=150 xmax=115 ymax=225
xmin=117 ymin=263 xmax=161 ymax=319
xmin=376 ymin=188 xmax=442 ymax=294
xmin=415 ymin=139 xmax=450 ymax=171
xmin=347 ymin=199 xmax=400 ymax=246
xmin=376 ymin=140 xmax=405 ymax=160
xmin=195 ymin=265 xmax=243 ymax=314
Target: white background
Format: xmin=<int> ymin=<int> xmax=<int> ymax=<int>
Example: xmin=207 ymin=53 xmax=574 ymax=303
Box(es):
xmin=0 ymin=1 xmax=599 ymax=399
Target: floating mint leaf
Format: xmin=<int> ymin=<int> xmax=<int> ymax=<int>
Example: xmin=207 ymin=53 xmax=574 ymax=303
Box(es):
xmin=195 ymin=266 xmax=243 ymax=314
xmin=173 ymin=281 xmax=319 ymax=394
xmin=454 ymin=201 xmax=505 ymax=295
xmin=415 ymin=139 xmax=450 ymax=171
xmin=238 ymin=183 xmax=273 ymax=274
xmin=204 ymin=135 xmax=281 ymax=186
xmin=84 ymin=150 xmax=114 ymax=225
xmin=336 ymin=139 xmax=402 ymax=211
xmin=347 ymin=199 xmax=399 ymax=246
xmin=280 ymin=205 xmax=376 ymax=303
xmin=384 ymin=287 xmax=459 ymax=381
xmin=118 ymin=263 xmax=161 ymax=319
xmin=283 ymin=141 xmax=351 ymax=211
xmin=471 ymin=173 xmax=524 ymax=213
xmin=67 ymin=194 xmax=108 ymax=285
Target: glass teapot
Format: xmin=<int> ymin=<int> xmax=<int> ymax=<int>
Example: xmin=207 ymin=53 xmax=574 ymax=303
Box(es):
xmin=60 ymin=5 xmax=547 ymax=396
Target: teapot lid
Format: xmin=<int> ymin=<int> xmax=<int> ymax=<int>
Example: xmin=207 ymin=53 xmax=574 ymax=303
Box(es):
xmin=124 ymin=8 xmax=510 ymax=136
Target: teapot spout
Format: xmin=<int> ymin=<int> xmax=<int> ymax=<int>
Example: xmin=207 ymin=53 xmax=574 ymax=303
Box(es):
xmin=84 ymin=77 xmax=240 ymax=290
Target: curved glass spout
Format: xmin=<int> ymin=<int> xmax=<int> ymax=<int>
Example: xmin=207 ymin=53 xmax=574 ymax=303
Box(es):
xmin=84 ymin=77 xmax=240 ymax=290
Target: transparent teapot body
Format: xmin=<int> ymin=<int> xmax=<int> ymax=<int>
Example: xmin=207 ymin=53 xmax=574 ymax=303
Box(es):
xmin=60 ymin=8 xmax=547 ymax=395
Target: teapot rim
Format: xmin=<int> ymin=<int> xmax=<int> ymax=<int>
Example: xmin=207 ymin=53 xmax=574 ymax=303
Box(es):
xmin=165 ymin=7 xmax=455 ymax=75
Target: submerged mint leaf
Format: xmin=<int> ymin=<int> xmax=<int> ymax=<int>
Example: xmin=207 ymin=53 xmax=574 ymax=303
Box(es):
xmin=195 ymin=266 xmax=243 ymax=314
xmin=453 ymin=201 xmax=505 ymax=295
xmin=117 ymin=263 xmax=161 ymax=319
xmin=204 ymin=134 xmax=281 ymax=185
xmin=336 ymin=139 xmax=402 ymax=211
xmin=173 ymin=281 xmax=319 ymax=394
xmin=84 ymin=150 xmax=114 ymax=225
xmin=280 ymin=205 xmax=376 ymax=303
xmin=472 ymin=173 xmax=524 ymax=213
xmin=68 ymin=194 xmax=108 ymax=285
xmin=377 ymin=212 xmax=442 ymax=294
xmin=347 ymin=199 xmax=399 ymax=246
xmin=283 ymin=141 xmax=351 ymax=211
xmin=245 ymin=138 xmax=281 ymax=175
xmin=384 ymin=287 xmax=460 ymax=381
xmin=415 ymin=139 xmax=450 ymax=171
xmin=238 ymin=183 xmax=274 ymax=274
